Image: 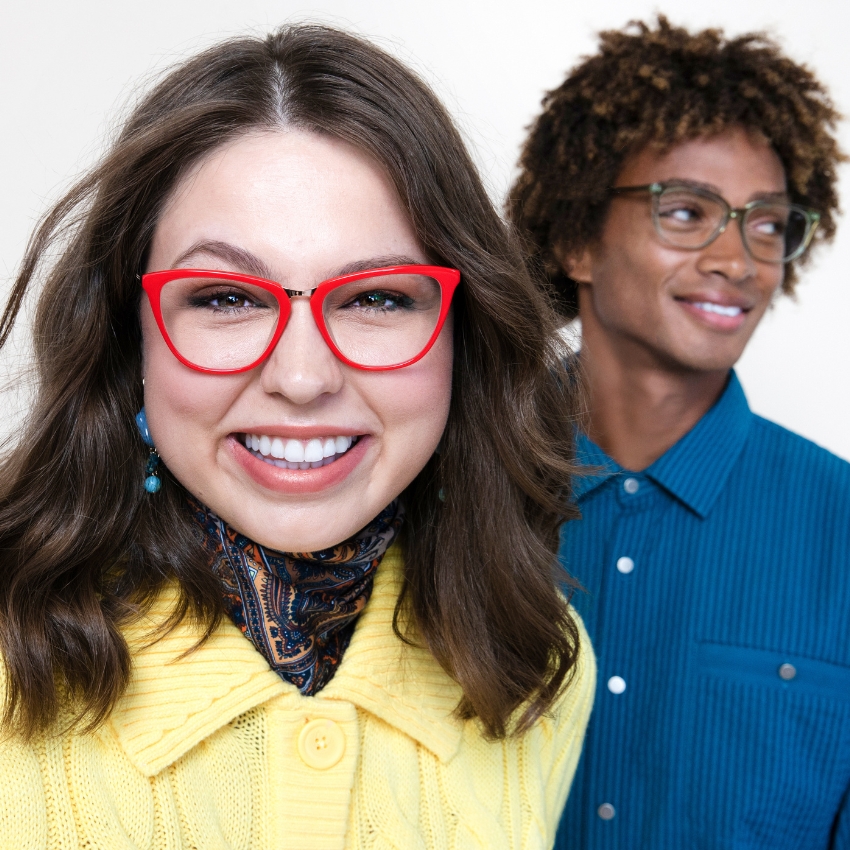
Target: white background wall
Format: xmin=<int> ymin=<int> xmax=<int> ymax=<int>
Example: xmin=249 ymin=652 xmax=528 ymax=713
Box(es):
xmin=2 ymin=0 xmax=849 ymax=458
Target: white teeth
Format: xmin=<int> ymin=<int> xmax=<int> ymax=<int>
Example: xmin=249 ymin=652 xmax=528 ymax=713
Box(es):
xmin=693 ymin=301 xmax=742 ymax=317
xmin=304 ymin=439 xmax=324 ymax=462
xmin=246 ymin=433 xmax=357 ymax=468
xmin=284 ymin=439 xmax=305 ymax=462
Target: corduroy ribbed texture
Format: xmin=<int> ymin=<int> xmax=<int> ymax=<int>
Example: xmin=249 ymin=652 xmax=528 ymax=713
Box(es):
xmin=0 ymin=545 xmax=595 ymax=849
xmin=556 ymin=371 xmax=850 ymax=849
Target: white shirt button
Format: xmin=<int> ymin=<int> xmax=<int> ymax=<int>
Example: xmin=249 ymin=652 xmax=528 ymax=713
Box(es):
xmin=607 ymin=675 xmax=626 ymax=695
xmin=297 ymin=718 xmax=346 ymax=770
xmin=778 ymin=663 xmax=797 ymax=681
xmin=616 ymin=556 xmax=634 ymax=574
xmin=623 ymin=477 xmax=640 ymax=494
xmin=598 ymin=802 xmax=616 ymax=820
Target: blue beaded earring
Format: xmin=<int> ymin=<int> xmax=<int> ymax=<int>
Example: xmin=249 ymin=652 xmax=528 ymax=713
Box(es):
xmin=135 ymin=407 xmax=162 ymax=494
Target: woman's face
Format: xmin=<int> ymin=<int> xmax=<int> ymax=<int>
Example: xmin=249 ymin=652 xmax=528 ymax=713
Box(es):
xmin=141 ymin=130 xmax=453 ymax=551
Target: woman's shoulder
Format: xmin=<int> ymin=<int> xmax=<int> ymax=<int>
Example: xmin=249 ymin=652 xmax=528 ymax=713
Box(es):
xmin=537 ymin=605 xmax=596 ymax=744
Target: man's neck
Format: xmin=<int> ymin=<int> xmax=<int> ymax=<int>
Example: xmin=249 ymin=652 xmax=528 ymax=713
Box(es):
xmin=580 ymin=330 xmax=729 ymax=472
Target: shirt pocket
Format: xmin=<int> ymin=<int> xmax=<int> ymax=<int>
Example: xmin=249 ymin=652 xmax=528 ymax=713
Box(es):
xmin=687 ymin=642 xmax=850 ymax=849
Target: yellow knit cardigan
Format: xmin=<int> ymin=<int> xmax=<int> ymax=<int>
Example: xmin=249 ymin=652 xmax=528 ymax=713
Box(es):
xmin=0 ymin=546 xmax=595 ymax=849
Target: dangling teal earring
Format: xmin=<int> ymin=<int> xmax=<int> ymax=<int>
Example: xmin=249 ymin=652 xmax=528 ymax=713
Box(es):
xmin=135 ymin=407 xmax=162 ymax=494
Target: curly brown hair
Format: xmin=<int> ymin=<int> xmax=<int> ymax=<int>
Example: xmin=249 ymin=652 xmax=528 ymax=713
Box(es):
xmin=508 ymin=15 xmax=844 ymax=319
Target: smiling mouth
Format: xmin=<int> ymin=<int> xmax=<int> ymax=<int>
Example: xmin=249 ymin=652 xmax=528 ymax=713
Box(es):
xmin=676 ymin=298 xmax=747 ymax=318
xmin=240 ymin=433 xmax=361 ymax=470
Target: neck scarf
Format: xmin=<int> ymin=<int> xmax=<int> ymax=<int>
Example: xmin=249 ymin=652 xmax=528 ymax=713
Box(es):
xmin=189 ymin=498 xmax=403 ymax=695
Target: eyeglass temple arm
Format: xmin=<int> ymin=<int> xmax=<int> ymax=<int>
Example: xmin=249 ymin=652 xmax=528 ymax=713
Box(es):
xmin=608 ymin=183 xmax=663 ymax=195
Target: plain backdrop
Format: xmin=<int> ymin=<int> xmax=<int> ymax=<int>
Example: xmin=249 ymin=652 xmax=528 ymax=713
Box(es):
xmin=2 ymin=0 xmax=849 ymax=458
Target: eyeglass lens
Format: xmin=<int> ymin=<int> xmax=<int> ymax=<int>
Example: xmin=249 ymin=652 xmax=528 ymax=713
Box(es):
xmin=655 ymin=187 xmax=811 ymax=262
xmin=156 ymin=272 xmax=445 ymax=370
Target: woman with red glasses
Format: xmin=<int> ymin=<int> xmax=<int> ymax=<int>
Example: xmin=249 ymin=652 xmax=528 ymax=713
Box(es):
xmin=0 ymin=25 xmax=593 ymax=849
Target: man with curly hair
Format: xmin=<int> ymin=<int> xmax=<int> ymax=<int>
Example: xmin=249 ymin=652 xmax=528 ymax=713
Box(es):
xmin=509 ymin=16 xmax=850 ymax=849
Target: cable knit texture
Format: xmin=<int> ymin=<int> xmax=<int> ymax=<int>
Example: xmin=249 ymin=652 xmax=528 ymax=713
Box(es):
xmin=0 ymin=545 xmax=595 ymax=849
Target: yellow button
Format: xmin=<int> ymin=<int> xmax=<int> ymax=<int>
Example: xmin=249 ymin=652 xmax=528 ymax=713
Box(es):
xmin=297 ymin=718 xmax=346 ymax=770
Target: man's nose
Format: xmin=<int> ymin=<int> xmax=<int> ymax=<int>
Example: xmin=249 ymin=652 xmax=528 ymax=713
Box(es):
xmin=259 ymin=298 xmax=344 ymax=403
xmin=695 ymin=217 xmax=757 ymax=283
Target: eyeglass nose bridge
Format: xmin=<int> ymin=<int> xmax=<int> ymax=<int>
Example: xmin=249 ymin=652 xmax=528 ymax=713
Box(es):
xmin=699 ymin=207 xmax=761 ymax=267
xmin=282 ymin=287 xmax=318 ymax=298
xmin=710 ymin=207 xmax=740 ymax=241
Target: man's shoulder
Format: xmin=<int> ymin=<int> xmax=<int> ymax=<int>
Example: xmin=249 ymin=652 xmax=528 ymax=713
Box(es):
xmin=747 ymin=414 xmax=850 ymax=492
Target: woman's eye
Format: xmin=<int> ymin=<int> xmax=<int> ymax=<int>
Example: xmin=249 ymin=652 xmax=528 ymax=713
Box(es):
xmin=348 ymin=290 xmax=413 ymax=310
xmin=190 ymin=289 xmax=260 ymax=310
xmin=214 ymin=293 xmax=250 ymax=308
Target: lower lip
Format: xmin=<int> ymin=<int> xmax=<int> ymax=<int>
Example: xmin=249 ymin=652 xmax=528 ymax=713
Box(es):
xmin=676 ymin=299 xmax=748 ymax=332
xmin=228 ymin=434 xmax=369 ymax=494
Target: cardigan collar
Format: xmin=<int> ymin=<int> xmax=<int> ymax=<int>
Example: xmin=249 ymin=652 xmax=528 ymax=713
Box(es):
xmin=109 ymin=544 xmax=465 ymax=776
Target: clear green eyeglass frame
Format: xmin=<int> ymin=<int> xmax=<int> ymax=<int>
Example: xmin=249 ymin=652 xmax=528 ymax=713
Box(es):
xmin=610 ymin=181 xmax=820 ymax=264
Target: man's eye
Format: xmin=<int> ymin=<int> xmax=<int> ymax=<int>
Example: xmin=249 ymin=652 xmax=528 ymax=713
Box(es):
xmin=661 ymin=205 xmax=701 ymax=222
xmin=750 ymin=218 xmax=786 ymax=236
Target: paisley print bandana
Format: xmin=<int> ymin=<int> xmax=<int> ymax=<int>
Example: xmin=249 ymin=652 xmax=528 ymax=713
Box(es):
xmin=188 ymin=498 xmax=404 ymax=695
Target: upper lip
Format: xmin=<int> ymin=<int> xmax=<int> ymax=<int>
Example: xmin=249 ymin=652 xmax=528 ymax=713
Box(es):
xmin=674 ymin=290 xmax=753 ymax=311
xmin=232 ymin=425 xmax=366 ymax=439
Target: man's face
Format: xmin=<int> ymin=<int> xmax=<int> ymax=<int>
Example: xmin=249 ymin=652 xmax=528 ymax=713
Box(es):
xmin=568 ymin=127 xmax=787 ymax=374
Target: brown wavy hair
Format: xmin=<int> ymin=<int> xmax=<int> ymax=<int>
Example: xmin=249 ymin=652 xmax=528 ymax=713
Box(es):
xmin=0 ymin=24 xmax=581 ymax=740
xmin=508 ymin=15 xmax=844 ymax=319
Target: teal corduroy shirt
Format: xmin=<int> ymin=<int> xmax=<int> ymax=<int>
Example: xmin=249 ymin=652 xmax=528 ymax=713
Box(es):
xmin=556 ymin=371 xmax=850 ymax=849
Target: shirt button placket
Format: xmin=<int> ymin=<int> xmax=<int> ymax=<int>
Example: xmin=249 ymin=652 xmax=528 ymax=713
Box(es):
xmin=623 ymin=477 xmax=640 ymax=495
xmin=597 ymin=802 xmax=616 ymax=821
xmin=616 ymin=556 xmax=634 ymax=574
xmin=596 ymin=475 xmax=643 ymax=837
xmin=607 ymin=675 xmax=626 ymax=695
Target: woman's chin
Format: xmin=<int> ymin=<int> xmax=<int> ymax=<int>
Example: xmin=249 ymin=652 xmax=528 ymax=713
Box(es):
xmin=223 ymin=511 xmax=376 ymax=554
xmin=196 ymin=434 xmax=387 ymax=551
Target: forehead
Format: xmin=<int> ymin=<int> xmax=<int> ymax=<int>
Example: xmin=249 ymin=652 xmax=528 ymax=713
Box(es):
xmin=150 ymin=129 xmax=422 ymax=280
xmin=616 ymin=127 xmax=787 ymax=199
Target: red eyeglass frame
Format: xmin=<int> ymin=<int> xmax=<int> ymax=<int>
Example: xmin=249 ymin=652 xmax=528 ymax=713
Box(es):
xmin=141 ymin=264 xmax=461 ymax=374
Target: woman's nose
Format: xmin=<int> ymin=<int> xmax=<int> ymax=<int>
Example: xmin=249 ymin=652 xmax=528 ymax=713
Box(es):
xmin=259 ymin=299 xmax=344 ymax=403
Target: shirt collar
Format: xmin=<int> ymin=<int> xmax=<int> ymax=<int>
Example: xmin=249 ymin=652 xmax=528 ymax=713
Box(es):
xmin=109 ymin=544 xmax=464 ymax=776
xmin=572 ymin=371 xmax=753 ymax=518
xmin=572 ymin=431 xmax=620 ymax=500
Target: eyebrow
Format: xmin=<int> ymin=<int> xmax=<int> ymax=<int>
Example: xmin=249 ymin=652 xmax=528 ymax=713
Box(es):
xmin=170 ymin=240 xmax=423 ymax=281
xmin=665 ymin=179 xmax=790 ymax=203
xmin=173 ymin=241 xmax=273 ymax=279
xmin=332 ymin=255 xmax=423 ymax=276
